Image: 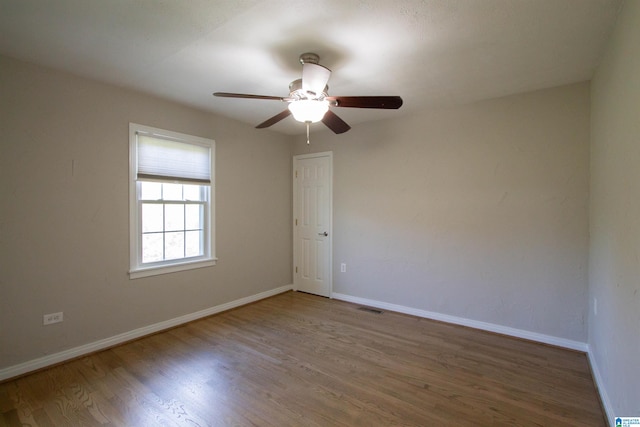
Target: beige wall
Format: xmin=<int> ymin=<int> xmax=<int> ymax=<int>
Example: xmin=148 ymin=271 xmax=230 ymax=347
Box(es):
xmin=0 ymin=56 xmax=292 ymax=369
xmin=589 ymin=0 xmax=640 ymax=418
xmin=295 ymin=82 xmax=590 ymax=342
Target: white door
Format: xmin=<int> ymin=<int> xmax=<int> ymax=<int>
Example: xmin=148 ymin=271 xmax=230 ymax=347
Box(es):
xmin=293 ymin=152 xmax=332 ymax=297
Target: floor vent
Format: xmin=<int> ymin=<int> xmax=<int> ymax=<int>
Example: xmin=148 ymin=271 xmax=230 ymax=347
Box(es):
xmin=357 ymin=306 xmax=384 ymax=314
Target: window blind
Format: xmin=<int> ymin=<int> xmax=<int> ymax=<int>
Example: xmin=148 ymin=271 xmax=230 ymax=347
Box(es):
xmin=137 ymin=133 xmax=211 ymax=183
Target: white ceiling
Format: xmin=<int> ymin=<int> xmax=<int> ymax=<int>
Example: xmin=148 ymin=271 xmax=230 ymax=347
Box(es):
xmin=0 ymin=0 xmax=622 ymax=135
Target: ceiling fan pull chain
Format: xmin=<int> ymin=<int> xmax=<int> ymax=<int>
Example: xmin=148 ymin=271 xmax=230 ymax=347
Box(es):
xmin=306 ymin=121 xmax=311 ymax=145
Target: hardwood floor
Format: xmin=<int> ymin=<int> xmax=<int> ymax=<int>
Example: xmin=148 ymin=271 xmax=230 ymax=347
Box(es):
xmin=0 ymin=291 xmax=605 ymax=426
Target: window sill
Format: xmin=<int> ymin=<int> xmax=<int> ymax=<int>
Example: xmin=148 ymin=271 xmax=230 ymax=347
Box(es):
xmin=129 ymin=258 xmax=217 ymax=279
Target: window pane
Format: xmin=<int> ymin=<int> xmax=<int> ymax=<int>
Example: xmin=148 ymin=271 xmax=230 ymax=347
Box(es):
xmin=140 ymin=181 xmax=162 ymax=200
xmin=186 ymin=230 xmax=202 ymax=257
xmin=183 ymin=184 xmax=202 ymax=201
xmin=185 ymin=204 xmax=202 ymax=230
xmin=165 ymin=204 xmax=184 ymax=232
xmin=163 ymin=183 xmax=183 ymax=200
xmin=142 ymin=233 xmax=163 ymax=263
xmin=165 ymin=231 xmax=184 ymax=260
xmin=142 ymin=204 xmax=163 ymax=233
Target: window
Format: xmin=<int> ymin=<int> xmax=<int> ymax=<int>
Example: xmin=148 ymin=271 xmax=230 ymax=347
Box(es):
xmin=129 ymin=123 xmax=215 ymax=278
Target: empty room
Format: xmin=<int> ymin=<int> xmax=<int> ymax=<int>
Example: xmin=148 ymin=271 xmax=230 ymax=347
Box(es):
xmin=1 ymin=1 xmax=638 ymax=426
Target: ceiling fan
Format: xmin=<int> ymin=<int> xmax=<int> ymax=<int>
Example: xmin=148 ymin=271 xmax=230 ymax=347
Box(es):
xmin=214 ymin=53 xmax=403 ymax=141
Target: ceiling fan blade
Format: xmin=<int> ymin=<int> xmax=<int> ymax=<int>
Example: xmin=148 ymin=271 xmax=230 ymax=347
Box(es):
xmin=256 ymin=109 xmax=292 ymax=128
xmin=322 ymin=110 xmax=351 ymax=134
xmin=326 ymin=96 xmax=403 ymax=109
xmin=214 ymin=92 xmax=284 ymax=101
xmin=302 ymin=63 xmax=331 ymax=98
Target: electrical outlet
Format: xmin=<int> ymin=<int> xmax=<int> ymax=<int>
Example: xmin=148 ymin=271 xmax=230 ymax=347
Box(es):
xmin=340 ymin=263 xmax=347 ymax=273
xmin=43 ymin=312 xmax=63 ymax=325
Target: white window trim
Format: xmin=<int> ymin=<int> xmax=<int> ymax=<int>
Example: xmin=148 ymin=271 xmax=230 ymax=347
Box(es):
xmin=129 ymin=123 xmax=216 ymax=279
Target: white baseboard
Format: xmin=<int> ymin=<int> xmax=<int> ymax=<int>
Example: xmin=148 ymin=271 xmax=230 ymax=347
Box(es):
xmin=0 ymin=284 xmax=293 ymax=382
xmin=587 ymin=347 xmax=614 ymax=427
xmin=332 ymin=292 xmax=588 ymax=352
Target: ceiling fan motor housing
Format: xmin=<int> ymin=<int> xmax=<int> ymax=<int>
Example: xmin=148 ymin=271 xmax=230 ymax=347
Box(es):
xmin=299 ymin=52 xmax=320 ymax=65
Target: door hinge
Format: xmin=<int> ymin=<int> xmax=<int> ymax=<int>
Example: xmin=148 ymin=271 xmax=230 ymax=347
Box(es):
xmin=295 ymin=170 xmax=298 ymax=178
xmin=295 ymin=218 xmax=298 ymax=226
xmin=295 ymin=266 xmax=298 ymax=273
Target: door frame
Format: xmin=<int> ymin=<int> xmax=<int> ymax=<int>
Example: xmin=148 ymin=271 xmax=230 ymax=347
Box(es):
xmin=293 ymin=151 xmax=333 ymax=297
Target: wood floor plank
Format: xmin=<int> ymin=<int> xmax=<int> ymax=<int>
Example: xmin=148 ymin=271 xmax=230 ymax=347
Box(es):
xmin=0 ymin=291 xmax=606 ymax=426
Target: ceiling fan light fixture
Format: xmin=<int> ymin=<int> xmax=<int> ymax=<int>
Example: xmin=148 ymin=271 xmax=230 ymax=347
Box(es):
xmin=288 ymin=99 xmax=329 ymax=123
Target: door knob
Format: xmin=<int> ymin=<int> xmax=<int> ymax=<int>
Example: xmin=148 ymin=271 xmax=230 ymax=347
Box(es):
xmin=318 ymin=231 xmax=328 ymax=236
